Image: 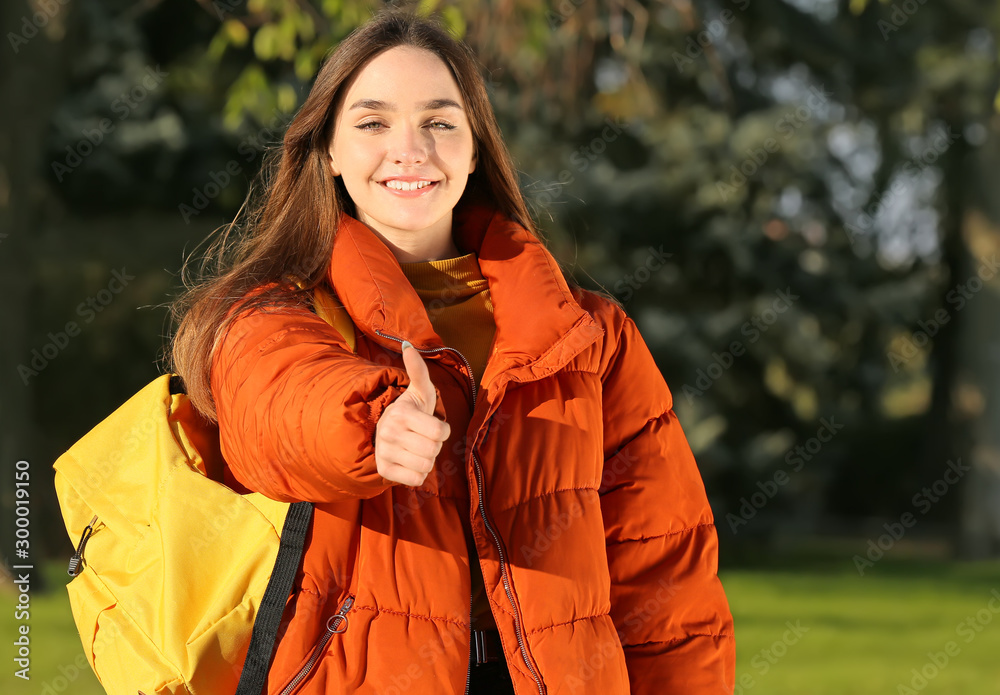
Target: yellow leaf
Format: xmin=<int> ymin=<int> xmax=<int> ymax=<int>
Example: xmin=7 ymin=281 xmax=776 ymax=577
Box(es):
xmin=277 ymin=16 xmax=298 ymax=61
xmin=294 ymin=50 xmax=315 ymax=81
xmin=223 ymin=104 xmax=244 ymax=132
xmin=417 ymin=0 xmax=441 ymax=17
xmin=277 ymin=84 xmax=298 ymax=112
xmin=253 ymin=25 xmax=276 ymax=61
xmin=792 ymin=386 xmax=818 ymax=421
xmin=881 ymin=375 xmax=932 ymax=419
xmin=321 ymin=0 xmax=341 ymax=18
xmin=765 ymin=358 xmax=793 ymax=398
xmin=441 ymin=6 xmax=466 ymax=37
xmin=296 ymin=11 xmax=316 ymax=42
xmin=206 ymin=32 xmax=228 ymax=62
xmin=223 ymin=19 xmax=249 ymax=47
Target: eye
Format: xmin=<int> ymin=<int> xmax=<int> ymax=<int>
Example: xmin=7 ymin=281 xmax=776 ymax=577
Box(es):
xmin=355 ymin=121 xmax=384 ymax=131
xmin=427 ymin=121 xmax=457 ymax=131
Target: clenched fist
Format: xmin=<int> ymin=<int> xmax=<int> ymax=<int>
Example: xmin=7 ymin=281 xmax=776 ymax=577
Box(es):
xmin=374 ymin=341 xmax=451 ymax=487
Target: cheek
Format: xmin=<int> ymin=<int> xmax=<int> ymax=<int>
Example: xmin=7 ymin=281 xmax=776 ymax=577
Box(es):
xmin=337 ymin=142 xmax=381 ymax=179
xmin=442 ymin=138 xmax=476 ymax=172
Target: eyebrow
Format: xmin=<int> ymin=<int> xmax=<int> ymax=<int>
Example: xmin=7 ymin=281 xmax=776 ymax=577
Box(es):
xmin=347 ymin=98 xmax=463 ymax=112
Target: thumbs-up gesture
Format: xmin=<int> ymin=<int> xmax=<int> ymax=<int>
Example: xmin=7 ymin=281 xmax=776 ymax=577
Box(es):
xmin=375 ymin=341 xmax=452 ymax=487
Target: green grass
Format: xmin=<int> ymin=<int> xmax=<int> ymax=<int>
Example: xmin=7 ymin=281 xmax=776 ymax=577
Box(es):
xmin=4 ymin=562 xmax=104 ymax=694
xmin=725 ymin=558 xmax=1000 ymax=695
xmin=3 ymin=557 xmax=999 ymax=693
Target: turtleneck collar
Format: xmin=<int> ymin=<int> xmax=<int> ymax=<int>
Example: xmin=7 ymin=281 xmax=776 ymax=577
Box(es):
xmin=398 ymin=253 xmax=487 ymax=299
xmin=326 ymin=194 xmax=603 ymax=395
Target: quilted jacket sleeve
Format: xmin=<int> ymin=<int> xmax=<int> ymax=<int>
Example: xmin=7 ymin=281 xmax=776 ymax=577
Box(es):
xmin=597 ymin=306 xmax=735 ymax=694
xmin=209 ymin=294 xmax=408 ymax=503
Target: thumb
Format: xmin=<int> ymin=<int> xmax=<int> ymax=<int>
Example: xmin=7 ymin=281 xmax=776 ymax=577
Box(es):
xmin=401 ymin=341 xmax=436 ymax=415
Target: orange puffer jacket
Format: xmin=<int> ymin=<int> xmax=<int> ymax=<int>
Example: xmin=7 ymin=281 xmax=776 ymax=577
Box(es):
xmin=210 ymin=197 xmax=735 ymax=695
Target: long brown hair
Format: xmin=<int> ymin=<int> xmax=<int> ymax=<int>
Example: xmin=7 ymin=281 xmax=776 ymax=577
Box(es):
xmin=168 ymin=7 xmax=558 ymax=421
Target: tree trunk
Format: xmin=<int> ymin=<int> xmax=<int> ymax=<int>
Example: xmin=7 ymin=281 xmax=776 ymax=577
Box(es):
xmin=956 ymin=124 xmax=1000 ymax=559
xmin=0 ymin=0 xmax=75 ymax=585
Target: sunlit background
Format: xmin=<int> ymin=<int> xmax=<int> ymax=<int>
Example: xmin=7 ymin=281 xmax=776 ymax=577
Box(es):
xmin=1 ymin=0 xmax=999 ymax=692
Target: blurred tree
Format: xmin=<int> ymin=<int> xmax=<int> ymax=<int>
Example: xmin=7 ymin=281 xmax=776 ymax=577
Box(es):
xmin=190 ymin=0 xmax=999 ymax=555
xmin=0 ymin=0 xmax=78 ymax=585
xmin=954 ymin=126 xmax=1000 ymax=558
xmin=13 ymin=0 xmax=1000 ymax=561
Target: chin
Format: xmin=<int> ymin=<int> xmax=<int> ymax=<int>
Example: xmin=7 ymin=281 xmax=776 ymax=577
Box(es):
xmin=380 ymin=211 xmax=449 ymax=233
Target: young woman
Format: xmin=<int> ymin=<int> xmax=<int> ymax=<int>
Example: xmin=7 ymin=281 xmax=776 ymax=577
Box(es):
xmin=170 ymin=7 xmax=734 ymax=695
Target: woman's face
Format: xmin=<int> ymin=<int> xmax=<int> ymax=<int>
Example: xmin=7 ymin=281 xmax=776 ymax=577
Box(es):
xmin=328 ymin=46 xmax=477 ymax=250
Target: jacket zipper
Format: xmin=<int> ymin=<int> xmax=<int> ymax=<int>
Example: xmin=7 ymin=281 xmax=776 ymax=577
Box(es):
xmin=278 ymin=595 xmax=354 ymax=695
xmin=376 ymin=330 xmax=546 ymax=695
xmin=470 ymin=449 xmax=544 ymax=695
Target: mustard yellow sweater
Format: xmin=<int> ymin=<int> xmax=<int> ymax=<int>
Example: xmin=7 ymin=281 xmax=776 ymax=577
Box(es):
xmin=398 ymin=252 xmax=497 ymax=631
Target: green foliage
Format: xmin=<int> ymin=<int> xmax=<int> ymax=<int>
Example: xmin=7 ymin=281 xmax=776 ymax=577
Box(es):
xmin=29 ymin=0 xmax=1000 ymax=552
xmin=440 ymin=4 xmax=466 ymax=37
xmin=202 ymin=0 xmax=374 ymax=128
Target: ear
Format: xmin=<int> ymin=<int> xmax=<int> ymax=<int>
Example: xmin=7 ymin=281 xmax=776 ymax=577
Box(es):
xmin=469 ymin=148 xmax=477 ymax=175
xmin=328 ymin=151 xmax=340 ymax=177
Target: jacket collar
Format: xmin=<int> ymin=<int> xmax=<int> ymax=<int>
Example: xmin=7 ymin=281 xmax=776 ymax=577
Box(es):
xmin=327 ymin=195 xmax=604 ymax=394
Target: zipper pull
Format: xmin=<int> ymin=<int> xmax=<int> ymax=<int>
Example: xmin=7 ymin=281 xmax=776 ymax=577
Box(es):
xmin=328 ymin=595 xmax=354 ymax=634
xmin=278 ymin=594 xmax=356 ymax=695
xmin=68 ymin=515 xmax=98 ymax=577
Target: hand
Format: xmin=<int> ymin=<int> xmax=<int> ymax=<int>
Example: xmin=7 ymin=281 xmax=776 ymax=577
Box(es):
xmin=374 ymin=341 xmax=451 ymax=487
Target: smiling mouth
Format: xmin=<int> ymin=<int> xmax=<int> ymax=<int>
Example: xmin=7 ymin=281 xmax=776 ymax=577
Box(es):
xmin=380 ymin=179 xmax=439 ymax=192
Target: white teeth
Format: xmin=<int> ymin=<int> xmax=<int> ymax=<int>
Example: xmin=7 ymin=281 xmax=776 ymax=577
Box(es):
xmin=384 ymin=179 xmax=434 ymax=191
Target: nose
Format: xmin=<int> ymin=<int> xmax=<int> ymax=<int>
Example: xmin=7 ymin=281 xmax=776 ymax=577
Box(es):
xmin=388 ymin=122 xmax=428 ymax=167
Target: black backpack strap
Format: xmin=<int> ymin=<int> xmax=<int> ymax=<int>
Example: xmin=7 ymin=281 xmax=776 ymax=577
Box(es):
xmin=235 ymin=500 xmax=314 ymax=695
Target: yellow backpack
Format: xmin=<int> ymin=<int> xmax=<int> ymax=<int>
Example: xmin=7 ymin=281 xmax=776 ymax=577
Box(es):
xmin=53 ymin=285 xmax=354 ymax=695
